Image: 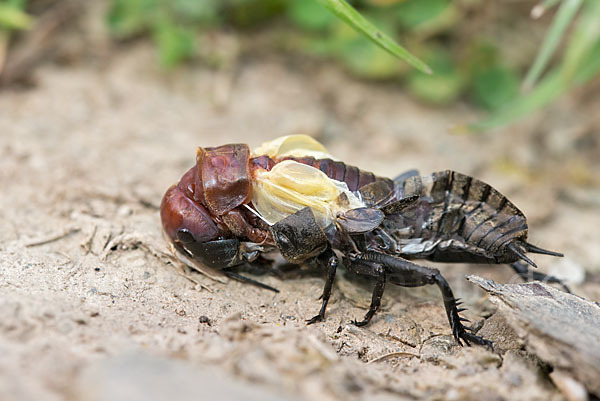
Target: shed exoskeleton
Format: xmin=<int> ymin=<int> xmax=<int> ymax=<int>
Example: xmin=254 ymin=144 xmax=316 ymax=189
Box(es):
xmin=160 ymin=135 xmax=565 ymax=347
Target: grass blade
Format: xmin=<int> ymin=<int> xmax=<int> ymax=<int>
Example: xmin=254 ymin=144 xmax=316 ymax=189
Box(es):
xmin=573 ymin=41 xmax=600 ymax=84
xmin=559 ymin=0 xmax=600 ymax=82
xmin=317 ymin=0 xmax=432 ymax=74
xmin=475 ymin=0 xmax=600 ymax=131
xmin=472 ymin=40 xmax=599 ymax=132
xmin=471 ymin=70 xmax=566 ymax=131
xmin=522 ymin=0 xmax=582 ymax=91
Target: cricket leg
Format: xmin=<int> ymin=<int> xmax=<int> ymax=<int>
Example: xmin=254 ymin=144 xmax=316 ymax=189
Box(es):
xmin=306 ymin=248 xmax=339 ymax=324
xmin=343 ymin=255 xmax=387 ymax=327
xmin=352 ymin=266 xmax=386 ymax=327
xmin=353 ymin=251 xmax=492 ymax=348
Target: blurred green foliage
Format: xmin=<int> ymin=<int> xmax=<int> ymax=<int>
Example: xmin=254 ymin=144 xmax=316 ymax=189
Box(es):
xmin=107 ymin=0 xmax=291 ymax=67
xmin=0 ymin=0 xmax=32 ymax=31
xmin=0 ymin=0 xmax=32 ymax=72
xmin=106 ymin=0 xmax=524 ymax=110
xmin=108 ymin=0 xmax=216 ymax=67
xmin=104 ymin=0 xmax=599 ymax=126
xmin=476 ymin=0 xmax=600 ymax=129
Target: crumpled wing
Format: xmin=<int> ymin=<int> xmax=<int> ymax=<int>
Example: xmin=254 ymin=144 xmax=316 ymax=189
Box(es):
xmin=252 ymin=160 xmax=364 ymax=228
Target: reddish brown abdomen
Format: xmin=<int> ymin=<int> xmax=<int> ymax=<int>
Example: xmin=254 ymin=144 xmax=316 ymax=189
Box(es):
xmin=276 ymin=156 xmax=392 ymax=192
xmin=160 ymin=167 xmax=220 ymax=244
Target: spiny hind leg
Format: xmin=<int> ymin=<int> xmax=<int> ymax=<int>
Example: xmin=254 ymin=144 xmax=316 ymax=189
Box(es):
xmin=510 ymin=261 xmax=571 ymax=293
xmin=306 ymin=248 xmax=339 ymax=324
xmin=433 ymin=271 xmax=492 ymax=348
xmin=350 ymin=252 xmax=492 ymax=348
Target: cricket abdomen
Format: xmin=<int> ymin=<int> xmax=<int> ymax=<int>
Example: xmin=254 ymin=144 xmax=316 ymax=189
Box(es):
xmin=280 ymin=156 xmax=393 ymax=192
xmin=393 ymin=170 xmax=529 ymax=263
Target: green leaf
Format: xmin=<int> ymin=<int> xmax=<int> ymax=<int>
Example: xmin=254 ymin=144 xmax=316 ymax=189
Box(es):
xmin=288 ymin=0 xmax=336 ymax=31
xmin=394 ymin=0 xmax=451 ymax=29
xmin=0 ymin=2 xmax=33 ymax=30
xmin=226 ymin=0 xmax=285 ymax=27
xmin=294 ymin=35 xmax=339 ymax=58
xmin=522 ymin=0 xmax=582 ymax=90
xmin=471 ymin=70 xmax=566 ymax=131
xmin=107 ymin=0 xmax=157 ymax=38
xmin=339 ymin=35 xmax=401 ymax=79
xmin=5 ymin=0 xmax=27 ymax=9
xmin=317 ymin=0 xmax=432 ymax=74
xmin=472 ymin=65 xmax=519 ymax=110
xmin=153 ymin=20 xmax=196 ymax=68
xmin=408 ymin=72 xmax=462 ymax=104
xmin=407 ymin=50 xmax=462 ymax=104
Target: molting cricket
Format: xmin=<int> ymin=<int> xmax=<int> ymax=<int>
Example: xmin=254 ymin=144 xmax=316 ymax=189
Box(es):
xmin=160 ymin=135 xmax=565 ymax=347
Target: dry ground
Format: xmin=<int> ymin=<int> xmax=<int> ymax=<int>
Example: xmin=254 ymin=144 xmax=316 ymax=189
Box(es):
xmin=1 ymin=43 xmax=599 ymax=401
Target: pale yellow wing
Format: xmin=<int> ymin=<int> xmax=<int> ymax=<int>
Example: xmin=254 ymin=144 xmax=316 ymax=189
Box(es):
xmin=252 ymin=135 xmax=336 ymax=160
xmin=252 ymin=160 xmax=364 ymax=228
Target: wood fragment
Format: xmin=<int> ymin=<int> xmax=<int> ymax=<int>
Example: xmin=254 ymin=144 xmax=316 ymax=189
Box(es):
xmin=467 ymin=275 xmax=600 ymax=395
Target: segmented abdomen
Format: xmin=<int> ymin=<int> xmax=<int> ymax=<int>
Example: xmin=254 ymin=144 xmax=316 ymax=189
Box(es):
xmin=396 ymin=171 xmax=528 ymax=256
xmin=281 ymin=156 xmax=393 ymax=192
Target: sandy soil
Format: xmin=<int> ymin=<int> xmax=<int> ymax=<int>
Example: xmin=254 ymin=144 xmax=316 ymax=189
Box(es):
xmin=1 ymin=43 xmax=599 ymax=401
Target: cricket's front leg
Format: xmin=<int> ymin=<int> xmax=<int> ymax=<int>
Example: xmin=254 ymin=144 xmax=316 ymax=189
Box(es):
xmin=343 ymin=254 xmax=387 ymax=327
xmin=306 ymin=248 xmax=339 ymax=325
xmin=352 ymin=266 xmax=385 ymax=327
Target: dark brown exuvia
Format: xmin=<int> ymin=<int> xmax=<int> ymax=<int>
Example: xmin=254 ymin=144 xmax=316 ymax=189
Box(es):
xmin=160 ymin=135 xmax=566 ymax=347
